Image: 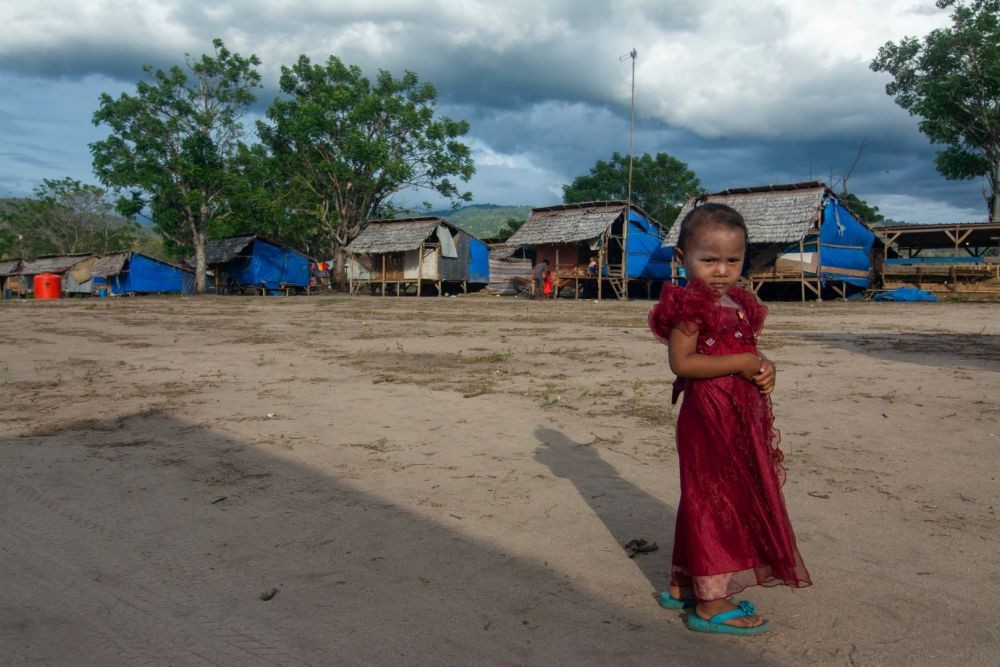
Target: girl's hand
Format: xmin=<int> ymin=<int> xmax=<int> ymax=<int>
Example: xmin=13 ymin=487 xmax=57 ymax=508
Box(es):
xmin=736 ymin=353 xmax=763 ymax=381
xmin=754 ymin=358 xmax=776 ymax=395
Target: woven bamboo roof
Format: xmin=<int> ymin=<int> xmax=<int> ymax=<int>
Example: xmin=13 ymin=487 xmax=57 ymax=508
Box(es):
xmin=506 ymin=201 xmax=628 ymax=246
xmin=16 ymin=254 xmax=92 ymax=275
xmin=346 ymin=217 xmax=452 ymax=254
xmin=0 ymin=259 xmax=21 ymax=276
xmin=203 ymin=236 xmax=257 ymax=264
xmin=90 ymin=253 xmax=130 ymax=278
xmin=666 ymin=182 xmax=828 ymax=246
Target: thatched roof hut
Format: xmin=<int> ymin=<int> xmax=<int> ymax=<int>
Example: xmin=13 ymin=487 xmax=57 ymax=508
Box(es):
xmin=346 ymin=217 xmax=489 ymax=296
xmin=668 ymin=182 xmax=878 ymax=300
xmin=506 ymin=201 xmax=671 ymax=299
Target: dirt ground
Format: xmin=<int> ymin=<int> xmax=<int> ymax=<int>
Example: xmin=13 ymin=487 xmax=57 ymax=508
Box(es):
xmin=1 ymin=292 xmax=998 ymax=666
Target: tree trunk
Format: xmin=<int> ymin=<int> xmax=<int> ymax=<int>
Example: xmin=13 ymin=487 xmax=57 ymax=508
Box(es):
xmin=333 ymin=246 xmax=346 ymax=291
xmin=194 ymin=227 xmax=208 ymax=294
xmin=991 ymin=156 xmax=1000 ymax=223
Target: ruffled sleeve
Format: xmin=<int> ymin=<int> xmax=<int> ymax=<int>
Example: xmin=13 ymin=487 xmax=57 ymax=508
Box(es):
xmin=727 ymin=286 xmax=768 ymax=334
xmin=648 ymin=281 xmax=721 ymax=342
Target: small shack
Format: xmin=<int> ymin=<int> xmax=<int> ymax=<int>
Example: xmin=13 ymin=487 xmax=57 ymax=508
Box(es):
xmin=505 ymin=201 xmax=672 ymax=299
xmin=13 ymin=254 xmax=94 ymax=297
xmin=202 ymin=236 xmax=311 ymax=295
xmin=667 ymin=182 xmax=878 ymax=300
xmin=875 ymin=222 xmax=1000 ymax=298
xmin=1 ymin=259 xmax=24 ymax=297
xmin=91 ymin=252 xmax=195 ymax=295
xmin=486 ymin=244 xmax=533 ymax=296
xmin=346 ymin=217 xmax=489 ymax=296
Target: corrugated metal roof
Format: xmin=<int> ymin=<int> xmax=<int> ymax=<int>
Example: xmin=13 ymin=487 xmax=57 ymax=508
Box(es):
xmin=203 ymin=235 xmax=256 ymax=264
xmin=90 ymin=253 xmax=130 ymax=277
xmin=0 ymin=259 xmax=21 ymax=276
xmin=666 ymin=184 xmax=827 ymax=246
xmin=506 ymin=202 xmax=626 ymax=246
xmin=346 ymin=218 xmax=444 ymax=253
xmin=16 ymin=254 xmax=93 ymax=275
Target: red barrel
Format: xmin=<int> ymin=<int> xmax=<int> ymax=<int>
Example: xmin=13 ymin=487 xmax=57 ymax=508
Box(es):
xmin=33 ymin=273 xmax=62 ymax=300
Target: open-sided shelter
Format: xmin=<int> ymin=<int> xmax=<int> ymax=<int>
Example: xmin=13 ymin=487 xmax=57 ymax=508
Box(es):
xmin=1 ymin=259 xmax=25 ymax=297
xmin=504 ymin=201 xmax=672 ymax=299
xmin=667 ymin=182 xmax=878 ymax=300
xmin=875 ymin=222 xmax=1000 ymax=297
xmin=13 ymin=254 xmax=94 ymax=297
xmin=346 ymin=217 xmax=489 ymax=296
xmin=201 ymin=236 xmax=310 ymax=295
xmin=90 ymin=252 xmax=195 ymax=295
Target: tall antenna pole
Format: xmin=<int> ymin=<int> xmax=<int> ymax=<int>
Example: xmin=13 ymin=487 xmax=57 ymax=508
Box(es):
xmin=626 ymin=48 xmax=637 ymax=207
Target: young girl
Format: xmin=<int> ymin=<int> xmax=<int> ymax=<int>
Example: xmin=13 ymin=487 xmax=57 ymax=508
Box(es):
xmin=649 ymin=203 xmax=811 ymax=635
xmin=542 ymin=269 xmax=554 ymax=299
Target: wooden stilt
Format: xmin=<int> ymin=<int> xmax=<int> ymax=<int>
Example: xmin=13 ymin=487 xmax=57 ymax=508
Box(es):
xmin=417 ymin=243 xmax=424 ymax=297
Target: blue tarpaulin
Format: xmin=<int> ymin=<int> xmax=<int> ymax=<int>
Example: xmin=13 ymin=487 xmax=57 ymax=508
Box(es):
xmin=817 ymin=199 xmax=877 ymax=288
xmin=874 ymin=286 xmax=939 ymax=302
xmin=626 ymin=209 xmax=673 ymax=280
xmin=467 ymin=237 xmax=490 ymax=283
xmin=230 ymin=239 xmax=310 ymax=291
xmin=110 ymin=253 xmax=190 ymax=294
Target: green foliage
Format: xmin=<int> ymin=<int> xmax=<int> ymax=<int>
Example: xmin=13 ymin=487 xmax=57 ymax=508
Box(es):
xmin=840 ymin=192 xmax=886 ymax=226
xmin=495 ymin=217 xmax=526 ymax=241
xmin=90 ymin=39 xmax=262 ymax=291
xmin=562 ymin=152 xmax=701 ymax=227
xmin=257 ymin=54 xmax=475 ymax=265
xmin=0 ymin=179 xmax=141 ymax=258
xmin=423 ymin=204 xmax=530 ymax=239
xmin=871 ymin=0 xmax=1000 ymax=221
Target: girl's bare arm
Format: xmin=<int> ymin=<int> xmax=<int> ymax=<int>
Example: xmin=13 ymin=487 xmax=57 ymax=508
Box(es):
xmin=668 ymin=325 xmax=761 ymax=381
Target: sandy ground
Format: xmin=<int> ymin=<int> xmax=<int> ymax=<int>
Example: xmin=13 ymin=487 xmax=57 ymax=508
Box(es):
xmin=1 ymin=292 xmax=998 ymax=666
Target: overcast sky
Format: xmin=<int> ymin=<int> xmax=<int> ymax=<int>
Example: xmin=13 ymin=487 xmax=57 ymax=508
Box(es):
xmin=0 ymin=0 xmax=990 ymax=223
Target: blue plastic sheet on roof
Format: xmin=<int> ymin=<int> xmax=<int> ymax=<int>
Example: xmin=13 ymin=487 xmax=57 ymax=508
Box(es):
xmin=626 ymin=209 xmax=672 ymax=279
xmin=874 ymin=286 xmax=939 ymax=302
xmin=231 ymin=239 xmax=310 ymax=290
xmin=817 ymin=199 xmax=876 ymax=288
xmin=111 ymin=254 xmax=187 ymax=294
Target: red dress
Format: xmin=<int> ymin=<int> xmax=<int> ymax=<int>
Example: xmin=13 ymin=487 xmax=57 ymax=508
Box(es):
xmin=649 ymin=281 xmax=811 ymax=600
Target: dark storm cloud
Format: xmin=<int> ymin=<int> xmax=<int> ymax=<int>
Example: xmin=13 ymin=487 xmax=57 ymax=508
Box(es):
xmin=0 ymin=1 xmax=985 ymax=220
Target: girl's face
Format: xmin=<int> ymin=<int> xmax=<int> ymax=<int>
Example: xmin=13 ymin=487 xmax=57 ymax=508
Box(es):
xmin=676 ymin=223 xmax=746 ymax=298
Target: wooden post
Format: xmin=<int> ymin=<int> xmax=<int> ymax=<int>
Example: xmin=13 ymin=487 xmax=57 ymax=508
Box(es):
xmin=381 ymin=255 xmax=386 ymax=297
xmin=815 ymin=225 xmax=823 ymax=303
xmin=597 ymin=232 xmax=606 ymax=301
xmin=554 ymin=247 xmax=560 ymax=299
xmin=417 ymin=243 xmax=424 ymax=298
xmin=799 ymin=238 xmax=805 ymax=302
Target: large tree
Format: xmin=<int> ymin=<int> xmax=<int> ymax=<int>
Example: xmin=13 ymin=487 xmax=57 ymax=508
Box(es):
xmin=258 ymin=55 xmax=474 ymax=280
xmin=0 ymin=178 xmax=140 ymax=258
xmin=90 ymin=39 xmax=262 ymax=291
xmin=562 ymin=152 xmax=701 ymax=227
xmin=871 ymin=0 xmax=1000 ymax=221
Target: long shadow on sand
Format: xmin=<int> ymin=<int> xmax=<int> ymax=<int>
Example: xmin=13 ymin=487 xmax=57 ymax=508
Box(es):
xmin=533 ymin=426 xmax=677 ymax=597
xmin=809 ymin=332 xmax=1000 ymax=371
xmin=0 ymin=411 xmax=770 ymax=665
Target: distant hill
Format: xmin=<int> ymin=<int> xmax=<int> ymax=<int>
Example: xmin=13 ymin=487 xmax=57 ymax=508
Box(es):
xmin=428 ymin=204 xmax=532 ymax=239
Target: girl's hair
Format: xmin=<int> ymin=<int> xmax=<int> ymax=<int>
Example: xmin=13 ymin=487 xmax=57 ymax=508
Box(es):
xmin=676 ymin=202 xmax=749 ymax=250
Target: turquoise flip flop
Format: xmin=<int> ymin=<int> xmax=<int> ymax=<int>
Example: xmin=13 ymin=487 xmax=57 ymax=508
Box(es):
xmin=658 ymin=591 xmax=696 ymax=609
xmin=685 ymin=600 xmax=771 ymax=635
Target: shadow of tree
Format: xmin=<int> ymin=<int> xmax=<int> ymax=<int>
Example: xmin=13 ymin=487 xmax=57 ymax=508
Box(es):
xmin=809 ymin=333 xmax=1000 ymax=370
xmin=1 ymin=411 xmax=770 ymax=665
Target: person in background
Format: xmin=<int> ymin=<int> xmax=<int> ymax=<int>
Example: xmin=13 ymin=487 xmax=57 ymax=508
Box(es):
xmin=532 ymin=258 xmax=549 ymax=299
